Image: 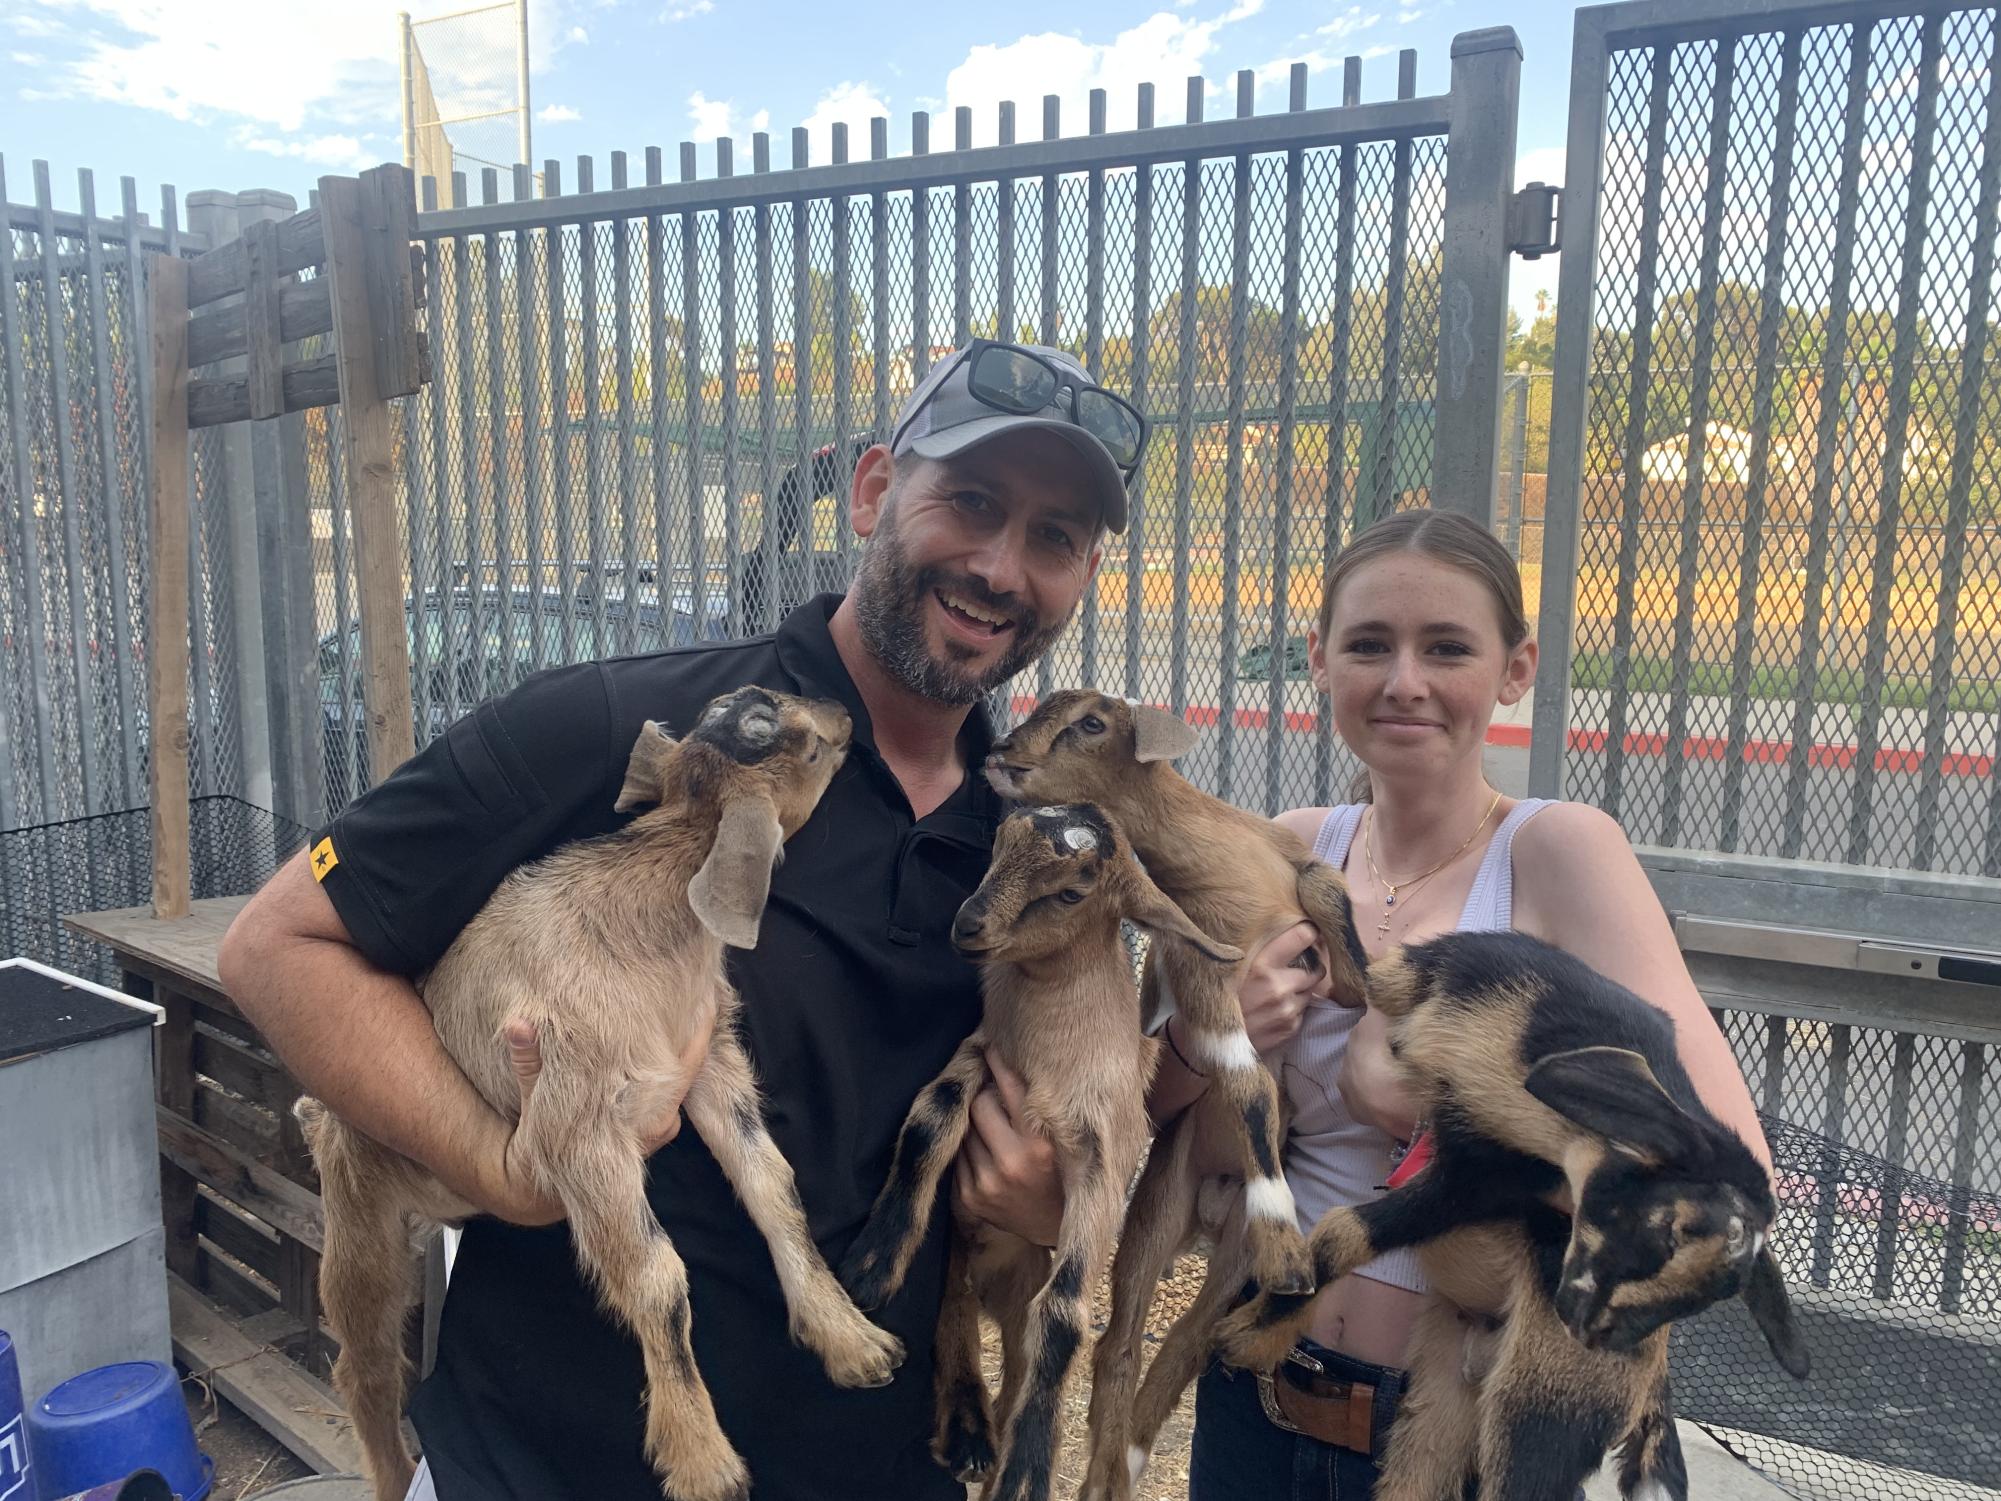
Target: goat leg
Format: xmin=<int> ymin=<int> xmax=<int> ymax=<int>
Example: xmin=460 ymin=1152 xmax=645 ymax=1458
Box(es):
xmin=685 ymin=1026 xmax=904 ymax=1388
xmin=839 ymin=1037 xmax=986 ymax=1309
xmin=1373 ymin=1297 xmax=1482 ymax=1501
xmin=557 ymin=1121 xmax=749 ymax=1501
xmin=1615 ymin=1376 xmax=1688 ymax=1501
xmin=1292 ymin=858 xmax=1371 ymax=1005
xmin=1123 ymin=1212 xmax=1251 ymax=1488
xmin=931 ymin=1225 xmax=998 ymax=1484
xmin=1078 ymin=1122 xmax=1203 ymax=1501
xmin=1473 ymin=1296 xmax=1629 ymax=1501
xmin=986 ymin=1157 xmax=1126 ymax=1501
xmin=1214 ymin=1158 xmax=1514 ymax=1372
xmin=303 ymin=1108 xmax=425 ymax=1501
xmin=1154 ymin=942 xmax=1313 ymax=1299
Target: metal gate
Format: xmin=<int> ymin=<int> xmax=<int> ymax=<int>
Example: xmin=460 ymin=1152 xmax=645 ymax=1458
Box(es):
xmin=1536 ymin=5 xmax=2001 ymax=1496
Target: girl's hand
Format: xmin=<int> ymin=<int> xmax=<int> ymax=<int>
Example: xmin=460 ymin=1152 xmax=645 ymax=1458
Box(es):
xmin=1240 ymin=920 xmax=1329 ymax=1054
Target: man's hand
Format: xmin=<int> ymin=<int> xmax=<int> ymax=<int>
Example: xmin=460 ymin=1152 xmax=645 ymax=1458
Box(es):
xmin=1239 ymin=920 xmax=1330 ymax=1054
xmin=953 ymin=1058 xmax=1065 ymax=1247
xmin=487 ymin=1018 xmax=714 ymax=1227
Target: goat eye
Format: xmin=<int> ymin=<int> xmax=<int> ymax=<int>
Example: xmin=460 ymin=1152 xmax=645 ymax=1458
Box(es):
xmin=1058 ymin=889 xmax=1086 ymax=905
xmin=1079 ymin=715 xmax=1105 ymax=734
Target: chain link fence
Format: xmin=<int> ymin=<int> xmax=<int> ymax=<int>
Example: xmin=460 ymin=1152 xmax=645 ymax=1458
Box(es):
xmin=1538 ymin=4 xmax=2001 ymax=881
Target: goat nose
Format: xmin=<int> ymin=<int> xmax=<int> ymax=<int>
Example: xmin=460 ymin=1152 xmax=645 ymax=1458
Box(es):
xmin=952 ymin=907 xmax=984 ymax=945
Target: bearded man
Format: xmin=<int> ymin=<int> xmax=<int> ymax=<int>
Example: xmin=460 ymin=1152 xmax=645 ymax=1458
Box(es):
xmin=219 ymin=343 xmax=1148 ymax=1500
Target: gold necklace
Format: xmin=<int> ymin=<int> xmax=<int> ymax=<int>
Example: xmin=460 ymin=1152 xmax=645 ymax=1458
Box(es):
xmin=1363 ymin=790 xmax=1503 ymax=937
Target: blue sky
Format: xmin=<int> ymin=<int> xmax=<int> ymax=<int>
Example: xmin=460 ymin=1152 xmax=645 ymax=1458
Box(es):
xmin=0 ymin=0 xmax=1570 ymax=317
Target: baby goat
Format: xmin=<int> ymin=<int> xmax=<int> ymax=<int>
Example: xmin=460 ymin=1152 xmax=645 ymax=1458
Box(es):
xmin=982 ymin=689 xmax=1371 ymax=1499
xmin=1217 ymin=930 xmax=1809 ymax=1500
xmin=296 ymin=686 xmax=903 ymax=1501
xmin=837 ymin=803 xmax=1240 ymax=1501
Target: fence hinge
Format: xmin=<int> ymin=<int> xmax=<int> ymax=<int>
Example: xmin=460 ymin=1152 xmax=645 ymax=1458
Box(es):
xmin=1508 ymin=181 xmax=1561 ymax=260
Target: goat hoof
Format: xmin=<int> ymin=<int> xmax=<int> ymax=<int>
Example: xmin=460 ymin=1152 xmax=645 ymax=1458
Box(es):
xmin=836 ymin=1250 xmax=895 ymax=1311
xmin=933 ymin=1388 xmax=996 ymax=1481
xmin=820 ymin=1322 xmax=905 ymax=1388
xmin=659 ymin=1454 xmax=750 ymax=1501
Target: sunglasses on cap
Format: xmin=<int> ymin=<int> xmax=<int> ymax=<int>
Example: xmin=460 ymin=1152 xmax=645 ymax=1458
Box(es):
xmin=894 ymin=340 xmax=1149 ymax=475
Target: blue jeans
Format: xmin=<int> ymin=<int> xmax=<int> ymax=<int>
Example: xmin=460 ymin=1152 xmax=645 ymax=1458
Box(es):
xmin=1188 ymin=1341 xmax=1408 ymax=1501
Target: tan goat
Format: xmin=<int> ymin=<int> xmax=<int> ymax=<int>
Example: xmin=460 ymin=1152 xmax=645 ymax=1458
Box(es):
xmin=295 ymin=686 xmax=904 ymax=1501
xmin=835 ymin=803 xmax=1240 ymax=1501
xmin=980 ymin=689 xmax=1371 ymax=1499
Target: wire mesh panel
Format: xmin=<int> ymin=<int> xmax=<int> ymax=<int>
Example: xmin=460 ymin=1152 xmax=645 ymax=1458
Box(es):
xmin=0 ymin=165 xmax=243 ymax=845
xmin=1539 ymin=4 xmax=2001 ymax=878
xmin=382 ymin=64 xmax=1491 ymax=823
xmin=1674 ymin=1114 xmax=2000 ymax=1501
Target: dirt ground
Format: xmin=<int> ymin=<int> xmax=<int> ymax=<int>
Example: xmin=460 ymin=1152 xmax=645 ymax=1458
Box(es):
xmin=998 ymin=1252 xmax=1212 ymax=1501
xmin=182 ymin=1377 xmax=313 ymax=1498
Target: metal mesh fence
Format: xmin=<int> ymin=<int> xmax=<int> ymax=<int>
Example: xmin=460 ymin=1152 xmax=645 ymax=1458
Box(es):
xmin=347 ymin=123 xmax=1451 ymax=824
xmin=1555 ymin=8 xmax=2001 ymax=878
xmin=1676 ymin=1115 xmax=2001 ymax=1501
xmin=0 ymin=166 xmax=246 ymax=839
xmin=0 ymin=797 xmax=305 ymax=983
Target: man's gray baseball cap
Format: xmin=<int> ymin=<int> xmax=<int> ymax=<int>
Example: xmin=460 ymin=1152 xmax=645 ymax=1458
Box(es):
xmin=888 ymin=343 xmax=1142 ymax=534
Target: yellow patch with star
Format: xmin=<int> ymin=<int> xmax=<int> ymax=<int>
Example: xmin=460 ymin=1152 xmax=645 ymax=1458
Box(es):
xmin=310 ymin=837 xmax=340 ymax=882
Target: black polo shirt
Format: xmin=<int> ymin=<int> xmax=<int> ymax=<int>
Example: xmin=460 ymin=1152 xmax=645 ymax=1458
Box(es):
xmin=312 ymin=596 xmax=999 ymax=1500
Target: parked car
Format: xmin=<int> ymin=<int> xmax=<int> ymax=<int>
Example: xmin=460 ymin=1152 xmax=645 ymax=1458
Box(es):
xmin=1235 ymin=633 xmax=1314 ymax=683
xmin=319 ymin=576 xmax=729 ymax=803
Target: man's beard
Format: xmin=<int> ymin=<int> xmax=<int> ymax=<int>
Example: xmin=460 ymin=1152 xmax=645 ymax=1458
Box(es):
xmin=851 ymin=510 xmax=1073 ymax=706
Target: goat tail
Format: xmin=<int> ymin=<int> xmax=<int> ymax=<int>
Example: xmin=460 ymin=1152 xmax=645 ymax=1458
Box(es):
xmin=839 ymin=1038 xmax=986 ymax=1310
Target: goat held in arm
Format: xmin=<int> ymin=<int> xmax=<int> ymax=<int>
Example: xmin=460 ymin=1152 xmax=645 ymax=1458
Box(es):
xmin=296 ymin=687 xmax=902 ymax=1501
xmin=1218 ymin=929 xmax=1808 ymax=1501
xmin=839 ymin=803 xmax=1240 ymax=1501
xmin=979 ymin=689 xmax=1369 ymax=1500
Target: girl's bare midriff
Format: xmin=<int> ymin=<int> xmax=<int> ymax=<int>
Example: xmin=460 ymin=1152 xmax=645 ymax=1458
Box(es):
xmin=1303 ymin=1271 xmax=1429 ymax=1367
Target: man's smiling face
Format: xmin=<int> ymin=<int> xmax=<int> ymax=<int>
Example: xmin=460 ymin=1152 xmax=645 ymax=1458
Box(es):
xmin=849 ymin=431 xmax=1103 ymax=706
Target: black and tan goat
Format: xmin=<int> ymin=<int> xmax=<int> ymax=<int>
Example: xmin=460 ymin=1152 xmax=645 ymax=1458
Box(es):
xmin=1216 ymin=929 xmax=1809 ymax=1501
xmin=837 ymin=803 xmax=1241 ymax=1501
xmin=982 ymin=688 xmax=1371 ymax=1499
xmin=296 ymin=687 xmax=903 ymax=1501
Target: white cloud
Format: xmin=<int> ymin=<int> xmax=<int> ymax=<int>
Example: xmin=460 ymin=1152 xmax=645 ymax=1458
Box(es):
xmin=17 ymin=0 xmax=583 ymax=155
xmin=10 ymin=50 xmax=45 ymax=66
xmin=663 ymin=0 xmax=714 ymax=18
xmin=1317 ymin=6 xmax=1381 ymax=39
xmin=942 ymin=2 xmax=1268 ymax=142
xmin=800 ymin=80 xmax=889 ymax=153
xmin=685 ymin=91 xmax=769 ymax=155
xmin=235 ymin=131 xmax=377 ymax=172
xmin=566 ymin=25 xmax=588 ymax=43
xmin=538 ymin=103 xmax=581 ymax=123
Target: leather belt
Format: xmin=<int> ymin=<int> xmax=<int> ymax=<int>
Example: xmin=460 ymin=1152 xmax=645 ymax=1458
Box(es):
xmin=1254 ymin=1350 xmax=1377 ymax=1456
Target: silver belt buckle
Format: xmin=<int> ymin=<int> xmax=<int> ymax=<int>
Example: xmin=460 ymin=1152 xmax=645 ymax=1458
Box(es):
xmin=1255 ymin=1369 xmax=1307 ymax=1434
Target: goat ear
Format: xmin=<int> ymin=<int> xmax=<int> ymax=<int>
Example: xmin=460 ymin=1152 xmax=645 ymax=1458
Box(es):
xmin=1126 ymin=703 xmax=1199 ymax=763
xmin=615 ymin=721 xmax=679 ymax=812
xmin=1744 ymin=1242 xmax=1810 ymax=1379
xmin=1121 ymin=863 xmax=1242 ymax=964
xmin=690 ymin=794 xmax=784 ymax=949
xmin=1522 ymin=1046 xmax=1705 ymax=1166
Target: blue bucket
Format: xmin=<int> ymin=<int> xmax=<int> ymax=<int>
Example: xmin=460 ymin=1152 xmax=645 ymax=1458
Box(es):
xmin=25 ymin=1363 xmax=210 ymax=1501
xmin=1 ymin=1328 xmax=39 ymax=1501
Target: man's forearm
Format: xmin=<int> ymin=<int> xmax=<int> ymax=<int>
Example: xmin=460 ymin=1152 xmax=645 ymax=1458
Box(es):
xmin=219 ymin=857 xmax=519 ymax=1217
